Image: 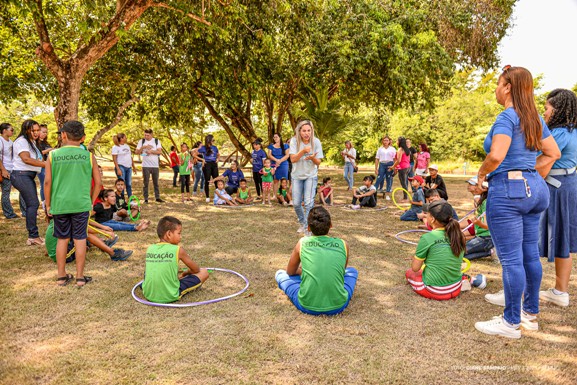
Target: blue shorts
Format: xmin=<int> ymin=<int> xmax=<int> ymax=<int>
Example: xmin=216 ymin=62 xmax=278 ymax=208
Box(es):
xmin=179 ymin=274 xmax=203 ymax=298
xmin=52 ymin=211 xmax=90 ymax=240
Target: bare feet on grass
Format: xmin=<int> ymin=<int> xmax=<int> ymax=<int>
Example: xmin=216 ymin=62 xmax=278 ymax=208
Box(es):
xmin=136 ymin=220 xmax=151 ymax=231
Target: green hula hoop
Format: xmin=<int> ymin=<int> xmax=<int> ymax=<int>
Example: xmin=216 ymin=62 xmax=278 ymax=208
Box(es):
xmin=128 ymin=195 xmax=141 ymax=221
xmin=392 ymin=187 xmax=412 ymax=211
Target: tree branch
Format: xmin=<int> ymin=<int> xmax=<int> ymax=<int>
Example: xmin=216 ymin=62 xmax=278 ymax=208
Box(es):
xmin=153 ymin=2 xmax=211 ymax=26
xmin=29 ymin=0 xmax=63 ymax=77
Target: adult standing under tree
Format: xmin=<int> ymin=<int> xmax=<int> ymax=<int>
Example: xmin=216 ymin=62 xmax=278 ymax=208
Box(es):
xmin=267 ymin=133 xmax=290 ymax=197
xmin=135 ymin=129 xmax=164 ymax=203
xmin=415 ymin=143 xmax=430 ymax=177
xmin=10 ymin=120 xmax=45 ymax=246
xmin=196 ymin=135 xmax=219 ymax=203
xmin=1 ymin=123 xmax=24 ymax=219
xmin=474 ymin=66 xmax=560 ymax=339
xmin=290 ymin=120 xmax=323 ymax=235
xmin=191 ymin=141 xmax=205 ymax=196
xmin=111 ymin=133 xmax=137 ymax=197
xmin=538 ymin=89 xmax=577 ymax=307
xmin=389 ymin=137 xmax=411 ymax=201
xmin=341 ymin=140 xmax=356 ymax=191
xmin=374 ymin=136 xmax=396 ymax=199
xmin=37 ymin=124 xmax=53 ymax=206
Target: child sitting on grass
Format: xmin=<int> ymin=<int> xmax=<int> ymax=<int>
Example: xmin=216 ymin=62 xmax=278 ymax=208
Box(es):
xmin=406 ymin=200 xmax=485 ymax=300
xmin=112 ymin=178 xmax=140 ymax=222
xmin=462 ymin=177 xmax=493 ymax=260
xmin=142 ymin=216 xmax=209 ymax=304
xmin=275 ymin=206 xmax=358 ymax=315
xmin=319 ymin=177 xmax=333 ymax=206
xmin=400 ymin=175 xmax=425 ymax=221
xmin=93 ymin=189 xmax=150 ymax=231
xmin=214 ymin=180 xmax=237 ymax=206
xmin=350 ymin=175 xmax=377 ymax=209
xmin=276 ymin=178 xmax=292 ymax=206
xmin=235 ymin=178 xmax=254 ymax=204
xmin=417 ymin=189 xmax=458 ymax=229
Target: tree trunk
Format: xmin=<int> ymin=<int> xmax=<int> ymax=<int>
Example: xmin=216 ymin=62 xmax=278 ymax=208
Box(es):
xmin=54 ymin=68 xmax=83 ymax=128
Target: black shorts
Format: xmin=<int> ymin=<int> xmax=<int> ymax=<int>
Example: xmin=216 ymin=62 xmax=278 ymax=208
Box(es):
xmin=179 ymin=274 xmax=203 ymax=298
xmin=53 ymin=211 xmax=90 ymax=240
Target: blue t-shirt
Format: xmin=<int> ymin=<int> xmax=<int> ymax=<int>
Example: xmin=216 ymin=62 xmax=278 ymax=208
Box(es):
xmin=197 ymin=145 xmax=219 ymax=162
xmin=550 ymin=127 xmax=577 ymax=169
xmin=483 ymin=108 xmax=551 ymax=177
xmin=267 ymin=144 xmax=289 ymax=168
xmin=251 ymin=149 xmax=267 ymax=172
xmin=411 ymin=187 xmax=425 ymax=212
xmin=222 ymin=168 xmax=244 ymax=188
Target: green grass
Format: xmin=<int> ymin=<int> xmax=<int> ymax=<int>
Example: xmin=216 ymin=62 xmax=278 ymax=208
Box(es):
xmin=1 ymin=166 xmax=575 ymax=384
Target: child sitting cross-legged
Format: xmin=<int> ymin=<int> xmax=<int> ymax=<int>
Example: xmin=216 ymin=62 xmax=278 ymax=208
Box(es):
xmin=400 ymin=175 xmax=425 ymax=221
xmin=214 ymin=180 xmax=237 ymax=206
xmin=417 ymin=189 xmax=458 ymax=229
xmin=142 ymin=216 xmax=209 ymax=304
xmin=235 ymin=178 xmax=254 ymax=204
xmin=276 ymin=177 xmax=292 ymax=206
xmin=93 ymin=189 xmax=150 ymax=231
xmin=275 ymin=206 xmax=359 ymax=315
xmin=406 ymin=200 xmax=486 ymax=300
xmin=319 ymin=177 xmax=333 ymax=206
xmin=462 ymin=177 xmax=493 ymax=260
xmin=112 ymin=178 xmax=140 ymax=223
xmin=350 ymin=175 xmax=377 ymax=209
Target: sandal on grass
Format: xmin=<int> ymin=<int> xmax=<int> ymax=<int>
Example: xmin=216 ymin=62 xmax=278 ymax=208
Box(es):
xmin=76 ymin=276 xmax=93 ymax=287
xmin=57 ymin=273 xmax=74 ymax=286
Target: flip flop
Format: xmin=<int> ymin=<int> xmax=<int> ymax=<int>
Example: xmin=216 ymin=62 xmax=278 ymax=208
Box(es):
xmin=76 ymin=276 xmax=93 ymax=287
xmin=57 ymin=273 xmax=74 ymax=286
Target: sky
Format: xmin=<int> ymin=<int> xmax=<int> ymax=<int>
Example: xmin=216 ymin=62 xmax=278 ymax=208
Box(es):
xmin=498 ymin=0 xmax=577 ymax=91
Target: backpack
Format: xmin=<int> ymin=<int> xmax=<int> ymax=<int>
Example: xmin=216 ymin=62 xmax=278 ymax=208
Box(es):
xmin=140 ymin=138 xmax=159 ymax=147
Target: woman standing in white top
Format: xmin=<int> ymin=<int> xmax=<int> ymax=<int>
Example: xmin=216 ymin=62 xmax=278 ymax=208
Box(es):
xmin=1 ymin=123 xmax=25 ymax=219
xmin=10 ymin=120 xmax=45 ymax=245
xmin=341 ymin=140 xmax=356 ymax=190
xmin=374 ymin=136 xmax=397 ymax=199
xmin=290 ymin=120 xmax=324 ymax=235
xmin=112 ymin=133 xmax=137 ymax=197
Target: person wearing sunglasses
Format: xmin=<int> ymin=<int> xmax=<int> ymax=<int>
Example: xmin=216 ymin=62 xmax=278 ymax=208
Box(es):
xmin=474 ymin=66 xmax=561 ymax=339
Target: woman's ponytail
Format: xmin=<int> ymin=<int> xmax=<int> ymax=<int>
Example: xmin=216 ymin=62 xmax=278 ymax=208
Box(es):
xmin=112 ymin=134 xmax=120 ymax=146
xmin=445 ymin=218 xmax=466 ymax=257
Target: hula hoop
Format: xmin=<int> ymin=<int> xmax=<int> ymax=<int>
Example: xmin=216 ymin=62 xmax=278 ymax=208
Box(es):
xmin=395 ymin=229 xmax=430 ymax=245
xmin=392 ymin=187 xmax=412 ymax=211
xmin=131 ymin=267 xmax=250 ymax=308
xmin=458 ymin=208 xmax=476 ymax=223
xmin=214 ymin=204 xmax=255 ymax=209
xmin=461 ymin=257 xmax=471 ymax=273
xmin=128 ymin=195 xmax=141 ymax=221
xmin=461 ymin=212 xmax=486 ymax=234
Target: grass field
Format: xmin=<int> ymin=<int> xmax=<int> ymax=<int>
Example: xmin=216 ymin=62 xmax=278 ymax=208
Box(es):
xmin=1 ymin=166 xmax=575 ymax=384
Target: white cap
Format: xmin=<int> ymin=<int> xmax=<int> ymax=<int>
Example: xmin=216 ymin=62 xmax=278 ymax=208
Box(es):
xmin=428 ymin=164 xmax=438 ymax=171
xmin=467 ymin=176 xmax=478 ymax=185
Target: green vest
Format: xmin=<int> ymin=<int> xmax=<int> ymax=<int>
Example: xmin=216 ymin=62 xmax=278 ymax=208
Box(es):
xmin=48 ymin=146 xmax=93 ymax=215
xmin=298 ymin=236 xmax=348 ymax=311
xmin=179 ymin=153 xmax=191 ymax=175
xmin=474 ymin=200 xmax=490 ymax=237
xmin=239 ymin=187 xmax=249 ymax=199
xmin=45 ymin=221 xmax=57 ymax=262
xmin=142 ymin=243 xmax=181 ymax=303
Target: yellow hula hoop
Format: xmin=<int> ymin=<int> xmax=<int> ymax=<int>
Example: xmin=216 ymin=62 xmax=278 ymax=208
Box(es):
xmin=87 ymin=223 xmax=114 ymax=239
xmin=392 ymin=187 xmax=412 ymax=211
xmin=461 ymin=257 xmax=471 ymax=274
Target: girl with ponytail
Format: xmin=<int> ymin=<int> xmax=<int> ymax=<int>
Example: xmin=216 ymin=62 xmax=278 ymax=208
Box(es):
xmin=405 ymin=200 xmax=467 ymax=301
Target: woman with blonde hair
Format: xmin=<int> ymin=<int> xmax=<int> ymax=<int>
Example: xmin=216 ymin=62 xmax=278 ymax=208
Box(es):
xmin=289 ymin=120 xmax=324 ymax=235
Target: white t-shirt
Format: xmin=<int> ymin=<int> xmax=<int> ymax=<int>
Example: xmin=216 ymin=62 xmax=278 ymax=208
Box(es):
xmin=289 ymin=137 xmax=324 ymax=180
xmin=359 ymin=185 xmax=377 ymax=194
xmin=111 ymin=144 xmax=133 ymax=168
xmin=343 ymin=147 xmax=357 ymax=163
xmin=12 ymin=136 xmax=43 ymax=172
xmin=136 ymin=138 xmax=161 ymax=168
xmin=0 ymin=137 xmax=14 ymax=171
xmin=376 ymin=146 xmax=397 ymax=163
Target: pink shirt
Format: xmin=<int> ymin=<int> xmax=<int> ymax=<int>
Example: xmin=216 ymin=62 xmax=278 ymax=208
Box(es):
xmin=416 ymin=151 xmax=430 ymax=169
xmin=398 ymin=151 xmax=410 ymax=169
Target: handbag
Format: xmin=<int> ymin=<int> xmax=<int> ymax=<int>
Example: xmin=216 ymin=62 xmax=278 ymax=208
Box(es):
xmin=353 ymin=165 xmax=359 ymax=173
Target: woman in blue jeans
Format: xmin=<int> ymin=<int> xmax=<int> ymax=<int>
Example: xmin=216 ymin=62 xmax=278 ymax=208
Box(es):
xmin=474 ymin=66 xmax=561 ymax=339
xmin=11 ymin=120 xmax=45 ymax=246
xmin=289 ymin=120 xmax=323 ymax=235
xmin=341 ymin=140 xmax=356 ymax=190
xmin=191 ymin=141 xmax=205 ymax=195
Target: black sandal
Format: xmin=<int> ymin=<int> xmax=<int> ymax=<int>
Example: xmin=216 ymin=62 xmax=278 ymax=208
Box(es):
xmin=57 ymin=273 xmax=74 ymax=286
xmin=76 ymin=276 xmax=93 ymax=287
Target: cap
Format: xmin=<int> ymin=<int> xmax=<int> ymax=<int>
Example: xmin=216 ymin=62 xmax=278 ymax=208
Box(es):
xmin=466 ymin=176 xmax=478 ymax=185
xmin=428 ymin=164 xmax=438 ymax=171
xmin=426 ymin=199 xmax=454 ymax=222
xmin=408 ymin=175 xmax=424 ymax=184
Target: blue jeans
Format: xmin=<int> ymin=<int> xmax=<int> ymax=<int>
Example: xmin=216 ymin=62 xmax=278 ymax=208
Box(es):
xmin=101 ymin=220 xmax=137 ymax=232
xmin=400 ymin=208 xmax=421 ymax=221
xmin=398 ymin=168 xmax=410 ymax=199
xmin=1 ymin=173 xmax=25 ymax=218
xmin=10 ymin=170 xmax=40 ymax=238
xmin=408 ymin=162 xmax=415 ymax=178
xmin=172 ymin=165 xmax=179 ymax=187
xmin=486 ymin=170 xmax=549 ymax=325
xmin=375 ymin=161 xmax=394 ymax=192
xmin=193 ymin=163 xmax=204 ymax=193
xmin=275 ymin=267 xmax=358 ymax=315
xmin=292 ymin=176 xmax=317 ymax=228
xmin=465 ymin=236 xmax=494 ymax=260
xmin=118 ymin=165 xmax=133 ymax=197
xmin=343 ymin=162 xmax=354 ymax=189
xmin=38 ymin=167 xmax=46 ymax=201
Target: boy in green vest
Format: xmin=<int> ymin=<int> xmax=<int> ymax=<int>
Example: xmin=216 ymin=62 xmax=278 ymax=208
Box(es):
xmin=275 ymin=206 xmax=358 ymax=315
xmin=44 ymin=120 xmax=101 ymax=287
xmin=142 ymin=216 xmax=209 ymax=303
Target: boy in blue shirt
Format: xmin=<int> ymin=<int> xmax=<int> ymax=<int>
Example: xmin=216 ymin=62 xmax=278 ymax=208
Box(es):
xmin=401 ymin=175 xmax=425 ymax=221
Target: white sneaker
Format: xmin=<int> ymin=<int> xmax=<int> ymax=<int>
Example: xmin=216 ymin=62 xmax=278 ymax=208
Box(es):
xmin=351 ymin=204 xmax=361 ymax=210
xmin=485 ymin=290 xmax=505 ymax=306
xmin=475 ymin=315 xmax=521 ymax=339
xmin=205 ymin=198 xmax=210 ymax=203
xmin=385 ymin=195 xmax=391 ymax=201
xmin=471 ymin=274 xmax=487 ymax=289
xmin=540 ymin=288 xmax=569 ymax=307
xmin=297 ymin=225 xmax=305 ymax=233
xmin=520 ymin=311 xmax=538 ymax=331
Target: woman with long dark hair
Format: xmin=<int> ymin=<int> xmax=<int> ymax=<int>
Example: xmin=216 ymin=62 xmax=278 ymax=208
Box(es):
xmin=474 ymin=66 xmax=560 ymax=339
xmin=196 ymin=135 xmax=219 ymax=203
xmin=267 ymin=133 xmax=290 ymax=197
xmin=389 ymin=137 xmax=411 ymax=200
xmin=37 ymin=124 xmax=53 ymax=204
xmin=191 ymin=141 xmax=205 ymax=195
xmin=538 ymin=88 xmax=577 ymax=307
xmin=111 ymin=133 xmax=136 ymax=197
xmin=11 ymin=119 xmax=46 ymax=245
